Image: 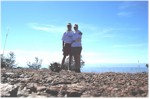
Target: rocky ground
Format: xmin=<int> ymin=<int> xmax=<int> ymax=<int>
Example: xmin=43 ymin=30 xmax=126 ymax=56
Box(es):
xmin=0 ymin=68 xmax=148 ymax=97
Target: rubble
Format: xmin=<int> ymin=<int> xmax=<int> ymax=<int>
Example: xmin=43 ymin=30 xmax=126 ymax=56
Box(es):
xmin=0 ymin=69 xmax=148 ymax=97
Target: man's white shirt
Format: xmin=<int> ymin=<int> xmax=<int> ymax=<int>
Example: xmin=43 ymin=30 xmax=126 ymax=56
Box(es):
xmin=62 ymin=30 xmax=74 ymax=44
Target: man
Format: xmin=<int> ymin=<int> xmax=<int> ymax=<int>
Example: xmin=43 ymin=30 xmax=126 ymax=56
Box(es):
xmin=61 ymin=23 xmax=74 ymax=70
xmin=71 ymin=24 xmax=82 ymax=73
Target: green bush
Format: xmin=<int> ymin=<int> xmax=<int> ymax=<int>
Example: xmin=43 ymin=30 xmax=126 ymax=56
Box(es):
xmin=27 ymin=57 xmax=42 ymax=69
xmin=49 ymin=62 xmax=61 ymax=72
xmin=1 ymin=52 xmax=17 ymax=68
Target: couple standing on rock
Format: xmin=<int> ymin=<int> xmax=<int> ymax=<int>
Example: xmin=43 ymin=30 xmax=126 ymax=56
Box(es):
xmin=61 ymin=23 xmax=82 ymax=73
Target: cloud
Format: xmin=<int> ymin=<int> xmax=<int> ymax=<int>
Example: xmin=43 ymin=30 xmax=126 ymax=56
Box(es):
xmin=117 ymin=1 xmax=138 ymax=17
xmin=77 ymin=23 xmax=116 ymax=39
xmin=77 ymin=22 xmax=141 ymax=43
xmin=117 ymin=12 xmax=132 ymax=17
xmin=112 ymin=43 xmax=147 ymax=48
xmin=28 ymin=23 xmax=66 ymax=33
xmin=81 ymin=25 xmax=143 ymax=42
xmin=28 ymin=22 xmax=118 ymax=40
xmin=119 ymin=1 xmax=137 ymax=10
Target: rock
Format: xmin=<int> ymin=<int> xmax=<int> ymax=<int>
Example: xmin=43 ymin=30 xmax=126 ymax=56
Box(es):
xmin=91 ymin=90 xmax=101 ymax=97
xmin=26 ymin=83 xmax=34 ymax=89
xmin=46 ymin=77 xmax=53 ymax=83
xmin=26 ymin=83 xmax=36 ymax=93
xmin=46 ymin=86 xmax=62 ymax=96
xmin=107 ymin=87 xmax=114 ymax=91
xmin=1 ymin=69 xmax=148 ymax=97
xmin=36 ymin=86 xmax=46 ymax=91
xmin=28 ymin=93 xmax=47 ymax=98
xmin=131 ymin=90 xmax=138 ymax=96
xmin=66 ymin=89 xmax=82 ymax=97
xmin=0 ymin=83 xmax=18 ymax=97
xmin=66 ymin=84 xmax=85 ymax=97
xmin=81 ymin=91 xmax=92 ymax=97
xmin=19 ymin=78 xmax=31 ymax=83
xmin=1 ymin=77 xmax=6 ymax=83
xmin=5 ymin=72 xmax=14 ymax=75
xmin=17 ymin=87 xmax=30 ymax=97
xmin=57 ymin=85 xmax=67 ymax=97
xmin=19 ymin=74 xmax=25 ymax=78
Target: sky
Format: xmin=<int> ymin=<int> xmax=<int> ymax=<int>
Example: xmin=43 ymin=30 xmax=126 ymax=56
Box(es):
xmin=1 ymin=1 xmax=148 ymax=68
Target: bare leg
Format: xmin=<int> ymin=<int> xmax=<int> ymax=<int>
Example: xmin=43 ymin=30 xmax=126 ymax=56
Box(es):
xmin=74 ymin=55 xmax=78 ymax=72
xmin=68 ymin=55 xmax=72 ymax=70
xmin=61 ymin=55 xmax=66 ymax=69
xmin=76 ymin=55 xmax=81 ymax=72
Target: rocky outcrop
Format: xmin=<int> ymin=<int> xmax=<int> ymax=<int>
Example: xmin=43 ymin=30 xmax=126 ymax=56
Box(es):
xmin=0 ymin=83 xmax=18 ymax=97
xmin=0 ymin=68 xmax=148 ymax=97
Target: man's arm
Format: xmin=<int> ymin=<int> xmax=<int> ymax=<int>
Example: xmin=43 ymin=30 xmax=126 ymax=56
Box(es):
xmin=62 ymin=41 xmax=64 ymax=48
xmin=62 ymin=33 xmax=65 ymax=51
xmin=79 ymin=32 xmax=82 ymax=35
xmin=62 ymin=41 xmax=65 ymax=51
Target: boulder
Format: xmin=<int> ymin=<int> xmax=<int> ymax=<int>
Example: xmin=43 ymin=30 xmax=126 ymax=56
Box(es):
xmin=36 ymin=86 xmax=46 ymax=92
xmin=0 ymin=83 xmax=18 ymax=97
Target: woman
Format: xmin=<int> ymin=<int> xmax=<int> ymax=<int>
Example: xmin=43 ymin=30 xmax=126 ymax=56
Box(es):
xmin=71 ymin=24 xmax=82 ymax=73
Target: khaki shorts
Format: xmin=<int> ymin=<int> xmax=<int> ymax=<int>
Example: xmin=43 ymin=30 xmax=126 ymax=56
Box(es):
xmin=71 ymin=47 xmax=82 ymax=55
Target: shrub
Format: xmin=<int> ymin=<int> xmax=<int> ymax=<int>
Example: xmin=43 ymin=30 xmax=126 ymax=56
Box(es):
xmin=49 ymin=62 xmax=61 ymax=72
xmin=1 ymin=52 xmax=17 ymax=68
xmin=146 ymin=64 xmax=148 ymax=68
xmin=27 ymin=57 xmax=42 ymax=69
xmin=64 ymin=55 xmax=85 ymax=70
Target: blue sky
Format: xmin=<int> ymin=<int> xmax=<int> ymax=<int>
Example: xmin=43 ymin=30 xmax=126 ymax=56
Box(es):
xmin=1 ymin=1 xmax=148 ymax=67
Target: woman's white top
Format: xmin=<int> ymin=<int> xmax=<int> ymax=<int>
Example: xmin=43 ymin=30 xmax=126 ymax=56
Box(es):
xmin=71 ymin=30 xmax=82 ymax=47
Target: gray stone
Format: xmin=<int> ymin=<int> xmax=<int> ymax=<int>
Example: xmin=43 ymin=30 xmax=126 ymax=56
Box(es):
xmin=36 ymin=86 xmax=46 ymax=91
xmin=17 ymin=87 xmax=30 ymax=97
xmin=46 ymin=77 xmax=53 ymax=83
xmin=26 ymin=83 xmax=36 ymax=93
xmin=6 ymin=72 xmax=14 ymax=75
xmin=46 ymin=86 xmax=61 ymax=96
xmin=1 ymin=69 xmax=148 ymax=97
xmin=66 ymin=84 xmax=85 ymax=97
xmin=19 ymin=74 xmax=25 ymax=78
xmin=0 ymin=83 xmax=18 ymax=97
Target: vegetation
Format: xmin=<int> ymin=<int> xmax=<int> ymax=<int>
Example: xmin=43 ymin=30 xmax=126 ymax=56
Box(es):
xmin=49 ymin=62 xmax=61 ymax=72
xmin=146 ymin=64 xmax=148 ymax=68
xmin=49 ymin=55 xmax=85 ymax=72
xmin=64 ymin=55 xmax=85 ymax=70
xmin=27 ymin=57 xmax=42 ymax=69
xmin=1 ymin=51 xmax=85 ymax=72
xmin=1 ymin=51 xmax=17 ymax=68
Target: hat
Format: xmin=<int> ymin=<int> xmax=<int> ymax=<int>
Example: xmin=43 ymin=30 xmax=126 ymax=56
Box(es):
xmin=67 ymin=23 xmax=72 ymax=26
